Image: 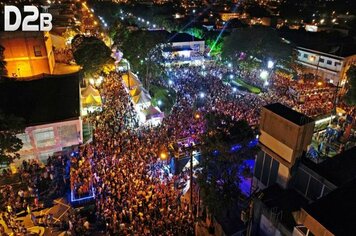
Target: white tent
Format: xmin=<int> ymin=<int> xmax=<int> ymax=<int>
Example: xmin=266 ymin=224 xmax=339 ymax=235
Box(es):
xmin=122 ymin=71 xmax=142 ymax=89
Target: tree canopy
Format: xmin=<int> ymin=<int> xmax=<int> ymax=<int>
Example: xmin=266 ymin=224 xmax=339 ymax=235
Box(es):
xmin=120 ymin=30 xmax=166 ymax=85
xmin=222 ymin=27 xmax=293 ymax=66
xmin=0 ymin=111 xmax=24 ymax=164
xmin=197 ymin=113 xmax=255 ymax=216
xmin=72 ymin=36 xmax=112 ymax=75
xmin=345 ymin=65 xmax=356 ymax=105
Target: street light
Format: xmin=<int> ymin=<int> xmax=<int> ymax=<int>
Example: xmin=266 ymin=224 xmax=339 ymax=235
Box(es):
xmin=160 ymin=152 xmax=168 ymax=160
xmin=228 ymin=62 xmax=232 ymax=68
xmin=267 ymin=60 xmax=274 ymax=69
xmin=233 ymin=87 xmax=237 ymax=92
xmin=199 ymin=92 xmax=205 ymax=98
xmin=260 ymin=70 xmax=269 ymax=80
xmin=157 ymin=100 xmax=163 ymax=106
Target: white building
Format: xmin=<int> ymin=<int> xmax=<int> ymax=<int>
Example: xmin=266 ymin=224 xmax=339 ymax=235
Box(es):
xmin=295 ymin=46 xmax=356 ymax=86
xmin=163 ymin=33 xmax=205 ymax=66
xmin=0 ymin=73 xmax=83 ymax=165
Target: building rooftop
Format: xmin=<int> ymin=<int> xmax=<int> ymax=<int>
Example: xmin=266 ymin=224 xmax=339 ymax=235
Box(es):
xmin=0 ymin=73 xmax=80 ymax=126
xmin=168 ymin=32 xmax=203 ymax=43
xmin=260 ymin=184 xmax=309 ymax=231
xmin=302 ymin=146 xmax=356 ymax=187
xmin=264 ymin=103 xmax=314 ymax=126
xmin=304 ymin=178 xmax=356 ymax=235
xmin=280 ymin=29 xmax=356 ymax=57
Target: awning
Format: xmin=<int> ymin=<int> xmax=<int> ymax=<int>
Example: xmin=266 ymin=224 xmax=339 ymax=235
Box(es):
xmin=122 ymin=71 xmax=142 ymax=88
xmin=81 ymin=85 xmax=100 ymax=97
xmin=132 ymin=92 xmax=151 ymax=105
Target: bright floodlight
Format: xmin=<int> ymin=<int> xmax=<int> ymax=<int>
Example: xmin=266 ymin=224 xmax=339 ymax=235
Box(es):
xmin=153 ymin=24 xmax=156 ymax=28
xmin=267 ymin=60 xmax=274 ymax=69
xmin=168 ymin=80 xmax=173 ymax=85
xmin=232 ymin=87 xmax=237 ymax=92
xmin=157 ymin=100 xmax=162 ymax=106
xmin=199 ymin=92 xmax=205 ymax=98
xmin=228 ymin=63 xmax=232 ymax=68
xmin=260 ymin=70 xmax=269 ymax=80
xmin=230 ymin=74 xmax=233 ymax=79
xmin=264 ymin=81 xmax=269 ymax=86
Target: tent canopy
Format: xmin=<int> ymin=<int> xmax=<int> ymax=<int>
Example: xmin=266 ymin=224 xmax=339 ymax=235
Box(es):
xmin=81 ymin=85 xmax=100 ymax=97
xmin=130 ymin=86 xmax=150 ymax=97
xmin=82 ymin=94 xmax=102 ymax=107
xmin=122 ymin=71 xmax=142 ymax=88
xmin=142 ymin=105 xmax=161 ymax=116
xmin=132 ymin=92 xmax=151 ymax=105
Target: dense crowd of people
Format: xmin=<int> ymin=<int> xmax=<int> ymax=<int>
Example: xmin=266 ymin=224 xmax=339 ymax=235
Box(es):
xmin=70 ymin=72 xmax=195 ymax=235
xmin=0 ymin=156 xmax=69 ymax=235
xmin=1 ymin=54 xmax=354 ymax=235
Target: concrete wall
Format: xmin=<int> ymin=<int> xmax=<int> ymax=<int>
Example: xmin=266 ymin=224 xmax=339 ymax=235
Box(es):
xmin=260 ymin=108 xmax=315 ymax=165
xmin=298 ymin=209 xmax=335 ymax=236
xmin=2 ymin=32 xmax=55 ymax=78
xmin=16 ymin=118 xmax=82 ymax=165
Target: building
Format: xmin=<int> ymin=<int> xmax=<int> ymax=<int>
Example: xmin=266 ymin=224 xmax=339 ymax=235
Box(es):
xmin=219 ymin=12 xmax=240 ymax=21
xmin=0 ymin=31 xmax=80 ymax=78
xmin=163 ymin=32 xmax=205 ymax=66
xmin=295 ymin=46 xmax=356 ymax=86
xmin=1 ymin=31 xmax=55 ymax=78
xmin=0 ymin=73 xmax=83 ymax=165
xmin=255 ymin=103 xmax=315 ymax=189
xmin=250 ymin=103 xmax=356 ymax=236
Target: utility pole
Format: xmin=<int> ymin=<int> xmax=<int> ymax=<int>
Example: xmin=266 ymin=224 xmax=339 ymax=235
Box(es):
xmin=190 ymin=151 xmax=193 ymax=212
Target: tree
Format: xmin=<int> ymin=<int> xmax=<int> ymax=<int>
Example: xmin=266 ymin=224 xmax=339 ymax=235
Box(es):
xmin=0 ymin=112 xmax=24 ymax=164
xmin=0 ymin=45 xmax=7 ymax=77
xmin=185 ymin=27 xmax=204 ymax=39
xmin=72 ymin=36 xmax=112 ymax=76
xmin=120 ymin=30 xmax=166 ymax=86
xmin=345 ymin=65 xmax=356 ymax=105
xmin=109 ymin=20 xmax=130 ymax=48
xmin=197 ymin=113 xmax=255 ymax=217
xmin=222 ymin=27 xmax=293 ymax=67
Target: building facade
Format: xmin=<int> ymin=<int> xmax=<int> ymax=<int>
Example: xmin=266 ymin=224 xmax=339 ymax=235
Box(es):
xmin=1 ymin=31 xmax=55 ymax=78
xmin=17 ymin=118 xmax=83 ymax=164
xmin=295 ymin=46 xmax=356 ymax=86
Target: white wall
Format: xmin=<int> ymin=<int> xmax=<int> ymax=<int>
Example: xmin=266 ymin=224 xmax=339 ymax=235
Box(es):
xmin=16 ymin=118 xmax=82 ymax=165
xmin=296 ymin=48 xmax=345 ymax=84
xmin=172 ymin=41 xmax=205 ymax=54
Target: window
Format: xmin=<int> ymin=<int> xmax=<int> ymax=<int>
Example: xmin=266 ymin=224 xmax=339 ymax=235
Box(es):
xmin=303 ymin=54 xmax=308 ymax=58
xmin=34 ymin=127 xmax=55 ymax=147
xmin=335 ymin=62 xmax=341 ymax=66
xmin=33 ymin=45 xmax=42 ymax=57
xmin=319 ymin=58 xmax=324 ymax=63
xmin=327 ymin=60 xmax=332 ymax=65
